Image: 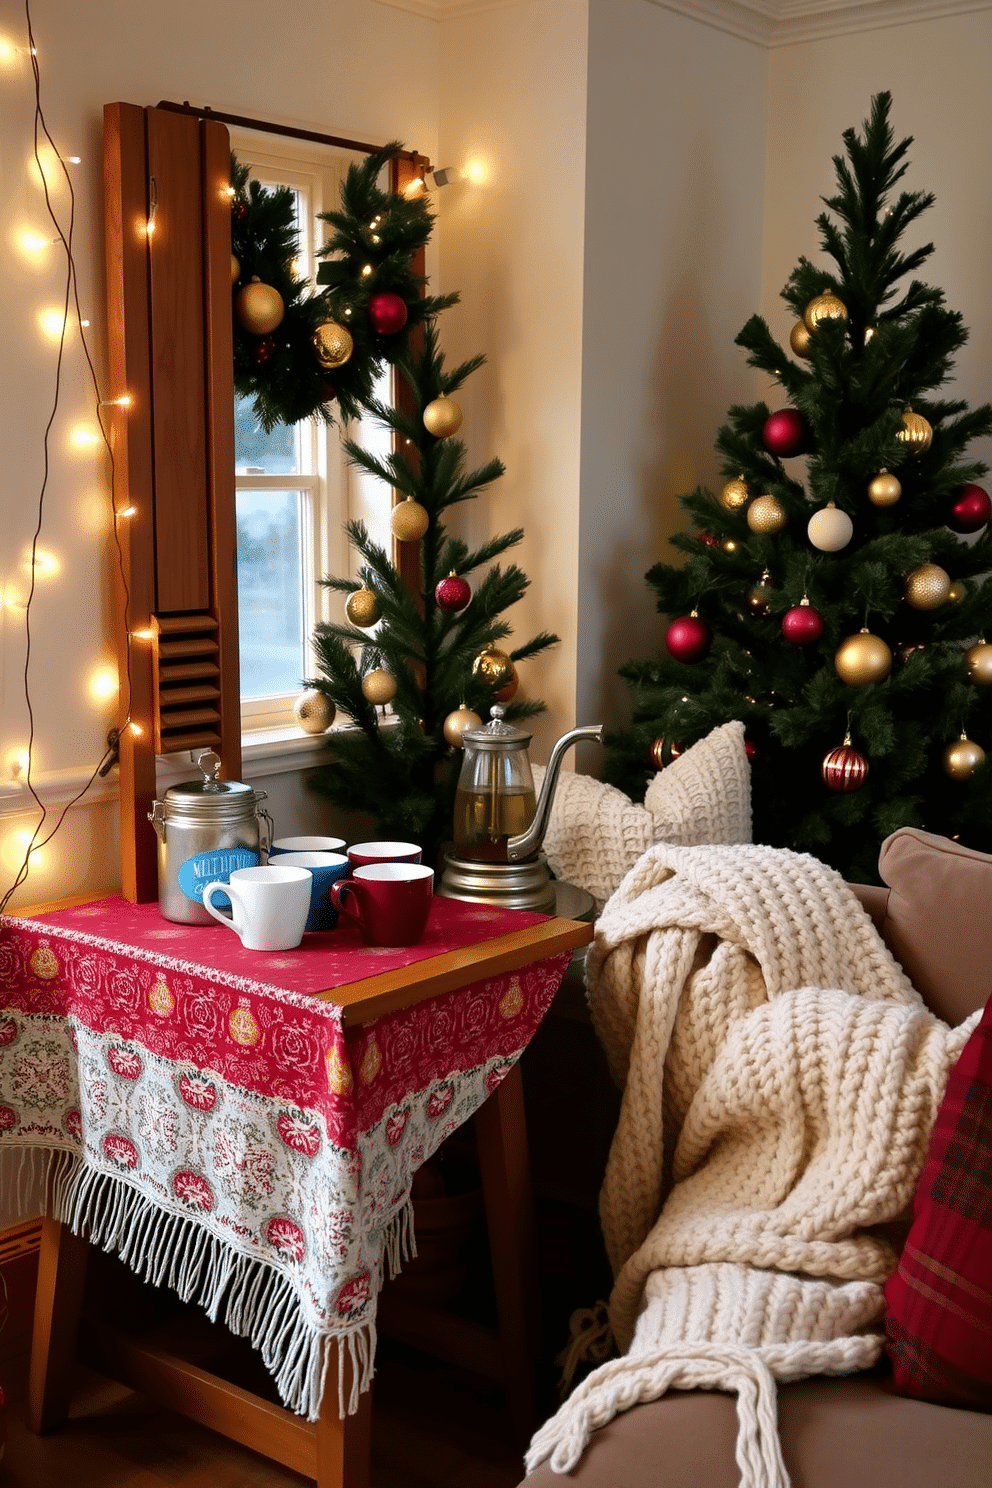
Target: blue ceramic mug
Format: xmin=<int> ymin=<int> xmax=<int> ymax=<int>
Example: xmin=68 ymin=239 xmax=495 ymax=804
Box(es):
xmin=269 ymin=851 xmax=349 ymax=932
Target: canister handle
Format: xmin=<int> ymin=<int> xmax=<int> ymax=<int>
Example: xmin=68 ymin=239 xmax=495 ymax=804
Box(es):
xmin=257 ymin=802 xmax=274 ymax=862
xmin=148 ymin=800 xmax=166 ymax=841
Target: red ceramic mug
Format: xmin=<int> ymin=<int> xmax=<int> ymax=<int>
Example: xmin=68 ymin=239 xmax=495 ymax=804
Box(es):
xmin=347 ymin=840 xmax=422 ymax=869
xmin=330 ymin=863 xmax=434 ymax=947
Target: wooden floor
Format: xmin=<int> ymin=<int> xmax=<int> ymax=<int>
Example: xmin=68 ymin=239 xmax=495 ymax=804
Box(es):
xmin=1 ymin=1342 xmax=525 ymax=1488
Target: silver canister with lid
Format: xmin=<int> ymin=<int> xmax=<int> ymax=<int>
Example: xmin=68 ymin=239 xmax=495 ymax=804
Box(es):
xmin=149 ymin=751 xmax=273 ymax=924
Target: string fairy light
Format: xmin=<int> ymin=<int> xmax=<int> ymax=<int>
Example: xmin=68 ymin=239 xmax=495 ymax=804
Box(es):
xmin=0 ymin=0 xmax=138 ymax=914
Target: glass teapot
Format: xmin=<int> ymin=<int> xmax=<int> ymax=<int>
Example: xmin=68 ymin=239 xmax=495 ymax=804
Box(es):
xmin=452 ymin=706 xmax=603 ymax=863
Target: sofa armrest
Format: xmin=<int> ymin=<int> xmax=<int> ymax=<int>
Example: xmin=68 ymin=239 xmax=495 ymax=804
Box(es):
xmin=851 ymin=881 xmax=890 ymax=934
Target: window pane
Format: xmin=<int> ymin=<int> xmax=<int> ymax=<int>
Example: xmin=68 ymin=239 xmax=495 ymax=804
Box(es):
xmin=235 ymin=395 xmax=302 ymax=475
xmin=237 ymin=490 xmax=306 ymax=699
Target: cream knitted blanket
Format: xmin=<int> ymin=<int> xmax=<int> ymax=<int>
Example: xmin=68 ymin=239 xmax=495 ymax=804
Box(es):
xmin=526 ymin=842 xmax=976 ymax=1485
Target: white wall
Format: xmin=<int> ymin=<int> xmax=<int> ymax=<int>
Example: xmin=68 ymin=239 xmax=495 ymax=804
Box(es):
xmin=578 ymin=0 xmax=767 ymax=736
xmin=0 ymin=0 xmax=438 ymax=909
xmin=763 ymin=11 xmax=992 ymax=480
xmin=436 ymin=0 xmax=590 ymax=764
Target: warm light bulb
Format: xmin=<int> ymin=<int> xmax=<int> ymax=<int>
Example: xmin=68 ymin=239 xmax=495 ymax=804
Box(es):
xmin=117 ymin=504 xmax=137 ymax=518
xmin=15 ymin=228 xmax=56 ymax=262
xmin=361 ymin=264 xmax=373 ymax=278
xmin=131 ymin=628 xmax=154 ymax=641
xmin=343 ymin=307 xmax=352 ymax=318
xmin=101 ymin=393 xmax=132 ymax=408
xmin=88 ymin=664 xmax=119 ymax=703
xmin=6 ymin=748 xmax=30 ymax=778
xmin=38 ymin=307 xmax=67 ymax=340
xmin=463 ymin=158 xmax=488 ymax=185
xmin=23 ymin=548 xmax=60 ymax=578
xmin=67 ymin=155 xmax=81 ymax=165
xmin=0 ymin=37 xmax=18 ymax=66
xmin=129 ymin=721 xmax=144 ymax=738
xmin=222 ymin=184 xmax=235 ymax=200
xmin=3 ymin=582 xmax=26 ymax=612
xmin=70 ymin=424 xmax=102 ymax=450
xmin=4 ymin=830 xmax=47 ymax=873
xmin=371 ymin=235 xmax=381 ymax=245
xmin=402 ymin=177 xmax=426 ymax=201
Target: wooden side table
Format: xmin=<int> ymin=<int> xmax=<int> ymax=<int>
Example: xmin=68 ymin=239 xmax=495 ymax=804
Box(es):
xmin=25 ymin=910 xmax=593 ymax=1488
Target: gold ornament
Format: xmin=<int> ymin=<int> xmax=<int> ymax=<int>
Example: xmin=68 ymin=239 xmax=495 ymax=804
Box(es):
xmin=896 ymin=408 xmax=933 ymax=456
xmin=947 ymin=580 xmax=966 ymax=604
xmin=803 ymin=292 xmax=848 ymax=331
xmin=868 ymin=469 xmax=901 ymax=507
xmin=345 ymin=586 xmax=381 ymax=628
xmin=719 ymin=476 xmax=750 ymax=512
xmin=391 ymin=497 xmax=430 ymax=543
xmin=312 ymin=320 xmax=354 ymax=370
xmin=943 ymin=733 xmax=985 ymax=780
xmin=789 ymin=320 xmax=813 ymax=359
xmin=230 ymin=254 xmax=240 ymax=286
xmin=361 ymin=668 xmax=397 ymax=706
xmin=834 ymin=629 xmax=892 ymax=686
xmin=747 ymin=494 xmax=788 ymax=534
xmin=745 ymin=571 xmax=775 ymax=616
xmin=293 ymin=688 xmax=335 ymax=734
xmin=904 ymin=562 xmax=951 ymax=610
xmin=472 ymin=646 xmax=515 ymax=691
xmin=807 ymin=502 xmax=853 ymax=551
xmin=966 ymin=641 xmax=992 ymax=685
xmin=423 ymin=396 xmax=464 ymax=438
xmin=234 ymin=279 xmax=285 ymax=335
xmin=443 ymin=705 xmax=483 ymax=748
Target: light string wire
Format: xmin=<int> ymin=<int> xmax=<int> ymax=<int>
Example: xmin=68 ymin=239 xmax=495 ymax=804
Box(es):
xmin=0 ymin=0 xmax=135 ymax=916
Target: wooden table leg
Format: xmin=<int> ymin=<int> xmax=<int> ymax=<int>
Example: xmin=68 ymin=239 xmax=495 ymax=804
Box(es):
xmin=28 ymin=1215 xmax=89 ymax=1433
xmin=473 ymin=1060 xmax=540 ymax=1446
xmin=314 ymin=1341 xmax=373 ymax=1488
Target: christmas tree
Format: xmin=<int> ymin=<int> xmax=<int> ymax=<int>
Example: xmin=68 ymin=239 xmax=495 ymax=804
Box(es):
xmin=301 ymin=150 xmax=558 ymax=868
xmin=604 ymin=93 xmax=992 ymax=884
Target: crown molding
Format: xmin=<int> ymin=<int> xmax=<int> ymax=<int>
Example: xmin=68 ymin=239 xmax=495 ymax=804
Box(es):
xmin=371 ymin=0 xmax=992 ymax=45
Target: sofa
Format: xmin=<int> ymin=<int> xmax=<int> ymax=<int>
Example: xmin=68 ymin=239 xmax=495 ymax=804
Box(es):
xmin=519 ymin=826 xmax=992 ymax=1487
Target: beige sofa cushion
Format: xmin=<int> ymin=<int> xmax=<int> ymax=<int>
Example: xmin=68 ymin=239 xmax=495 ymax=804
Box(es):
xmin=876 ymin=828 xmax=992 ymax=1025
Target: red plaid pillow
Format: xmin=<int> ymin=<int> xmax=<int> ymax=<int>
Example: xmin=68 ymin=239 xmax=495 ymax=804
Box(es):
xmin=884 ymin=997 xmax=992 ymax=1409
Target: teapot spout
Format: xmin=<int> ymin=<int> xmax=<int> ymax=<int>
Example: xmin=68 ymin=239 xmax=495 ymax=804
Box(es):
xmin=506 ymin=724 xmax=603 ymax=862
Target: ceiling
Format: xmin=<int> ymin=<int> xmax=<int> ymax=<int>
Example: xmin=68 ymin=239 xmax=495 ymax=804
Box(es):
xmin=372 ymin=0 xmax=992 ymax=47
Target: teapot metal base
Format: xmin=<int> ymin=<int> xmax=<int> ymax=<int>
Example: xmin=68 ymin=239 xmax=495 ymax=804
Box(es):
xmin=438 ymin=851 xmax=557 ymax=914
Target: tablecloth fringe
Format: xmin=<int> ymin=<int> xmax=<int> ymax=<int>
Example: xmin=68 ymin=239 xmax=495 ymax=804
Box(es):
xmin=2 ymin=1146 xmax=373 ymax=1422
xmin=383 ymin=1196 xmax=416 ymax=1280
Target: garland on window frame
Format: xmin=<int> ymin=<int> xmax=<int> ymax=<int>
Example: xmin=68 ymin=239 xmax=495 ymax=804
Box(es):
xmin=231 ymin=144 xmax=455 ymax=431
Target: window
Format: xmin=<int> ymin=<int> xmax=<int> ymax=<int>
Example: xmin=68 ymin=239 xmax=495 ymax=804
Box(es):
xmin=231 ymin=134 xmax=392 ymax=733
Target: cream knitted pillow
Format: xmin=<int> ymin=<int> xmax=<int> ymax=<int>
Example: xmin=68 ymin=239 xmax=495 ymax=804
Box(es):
xmin=532 ymin=721 xmax=751 ymax=913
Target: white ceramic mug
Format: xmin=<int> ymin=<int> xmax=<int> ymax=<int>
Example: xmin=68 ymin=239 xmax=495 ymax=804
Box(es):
xmin=202 ymin=865 xmax=312 ymax=951
xmin=269 ymin=835 xmax=347 ymax=857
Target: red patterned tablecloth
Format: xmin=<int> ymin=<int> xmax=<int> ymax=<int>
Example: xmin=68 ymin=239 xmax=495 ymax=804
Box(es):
xmin=0 ymin=896 xmax=569 ymax=1419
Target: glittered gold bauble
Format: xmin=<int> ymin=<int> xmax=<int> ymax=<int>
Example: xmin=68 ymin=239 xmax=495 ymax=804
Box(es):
xmin=803 ymin=292 xmax=848 ymax=331
xmin=230 ymin=254 xmax=240 ymax=286
xmin=234 ymin=279 xmax=285 ymax=335
xmin=390 ymin=497 xmax=430 ymax=542
xmin=868 ymin=469 xmax=901 ymax=507
xmin=443 ymin=706 xmax=482 ymax=748
xmin=719 ymin=476 xmax=750 ymax=512
xmin=947 ymin=580 xmax=966 ymax=604
xmin=904 ymin=562 xmax=951 ymax=610
xmin=745 ymin=576 xmax=775 ymax=616
xmin=789 ymin=320 xmax=813 ymax=358
xmin=807 ymin=502 xmax=853 ymax=551
xmin=293 ymin=688 xmax=335 ymax=734
xmin=472 ymin=646 xmax=515 ymax=691
xmin=834 ymin=629 xmax=892 ymax=686
xmin=747 ymin=494 xmax=788 ymax=534
xmin=648 ymin=738 xmax=685 ymax=770
xmin=966 ymin=641 xmax=992 ymax=685
xmin=495 ymin=661 xmax=519 ymax=702
xmin=312 ymin=320 xmax=354 ymax=370
xmin=345 ymin=586 xmax=380 ymax=628
xmin=943 ymin=734 xmax=985 ymax=780
xmin=361 ymin=668 xmax=397 ymax=706
xmin=423 ymin=396 xmax=464 ymax=438
xmin=896 ymin=409 xmax=933 ymax=456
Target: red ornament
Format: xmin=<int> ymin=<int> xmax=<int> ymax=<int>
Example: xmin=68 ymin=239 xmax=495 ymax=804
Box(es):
xmin=744 ymin=738 xmax=757 ymax=761
xmin=435 ymin=573 xmax=472 ymax=612
xmin=822 ymin=741 xmax=869 ymax=793
xmin=233 ymin=200 xmax=248 ymax=223
xmin=948 ymin=483 xmax=992 ymax=534
xmin=320 ymin=380 xmax=339 ymax=404
xmin=781 ymin=602 xmax=824 ymax=646
xmin=665 ymin=614 xmax=711 ymax=663
xmin=252 ymin=336 xmax=277 ymax=366
xmin=698 ymin=530 xmax=721 ymax=549
xmin=762 ymin=408 xmax=811 ymax=458
xmin=368 ymin=292 xmax=409 ymax=336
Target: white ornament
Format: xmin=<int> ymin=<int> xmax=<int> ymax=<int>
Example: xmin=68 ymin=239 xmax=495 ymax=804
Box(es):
xmin=807 ymin=503 xmax=853 ymax=552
